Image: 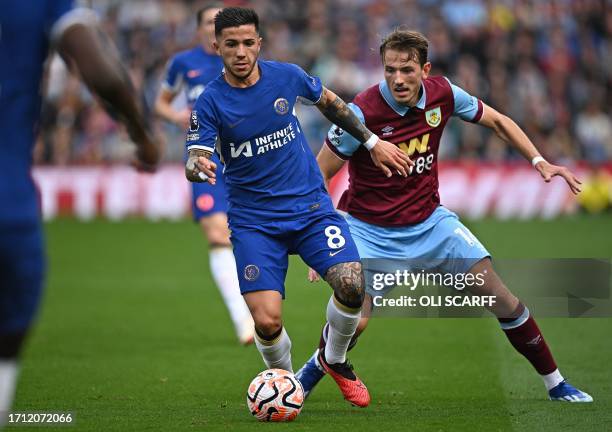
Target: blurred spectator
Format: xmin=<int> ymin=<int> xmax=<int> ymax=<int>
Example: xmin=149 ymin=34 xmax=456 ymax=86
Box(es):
xmin=575 ymin=98 xmax=612 ymax=162
xmin=578 ymin=166 xmax=612 ymax=213
xmin=38 ymin=0 xmax=611 ymax=164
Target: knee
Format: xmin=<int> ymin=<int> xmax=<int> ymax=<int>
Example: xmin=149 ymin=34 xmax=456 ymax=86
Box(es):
xmin=326 ymin=262 xmax=365 ymax=309
xmin=334 ymin=285 xmax=365 ymax=309
xmin=252 ymin=312 xmax=282 ymax=338
xmin=200 ymin=217 xmax=230 ymax=247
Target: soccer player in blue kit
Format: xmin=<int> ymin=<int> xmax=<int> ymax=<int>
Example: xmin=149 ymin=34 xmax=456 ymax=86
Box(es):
xmin=0 ymin=0 xmax=159 ymax=424
xmin=185 ymin=8 xmax=411 ymax=407
xmin=155 ymin=3 xmax=254 ymax=346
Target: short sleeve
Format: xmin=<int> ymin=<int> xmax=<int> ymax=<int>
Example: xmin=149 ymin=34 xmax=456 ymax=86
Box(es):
xmin=49 ymin=1 xmax=98 ymax=45
xmin=162 ymin=57 xmax=183 ymax=95
xmin=324 ymin=103 xmax=364 ymax=160
xmin=289 ymin=64 xmax=323 ymax=104
xmin=185 ymin=94 xmax=218 ymax=153
xmin=445 ymin=77 xmax=483 ymax=123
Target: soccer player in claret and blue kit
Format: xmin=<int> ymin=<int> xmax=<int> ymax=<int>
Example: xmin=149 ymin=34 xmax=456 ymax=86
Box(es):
xmin=296 ymin=29 xmax=592 ymax=403
xmin=0 ymin=0 xmax=159 ymax=425
xmin=155 ymin=3 xmax=255 ymax=346
xmin=184 ymin=7 xmax=411 ymax=408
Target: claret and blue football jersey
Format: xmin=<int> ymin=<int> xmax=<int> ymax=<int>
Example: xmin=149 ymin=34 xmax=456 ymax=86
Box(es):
xmin=325 ymin=76 xmax=483 ymax=226
xmin=187 ymin=60 xmax=330 ymax=226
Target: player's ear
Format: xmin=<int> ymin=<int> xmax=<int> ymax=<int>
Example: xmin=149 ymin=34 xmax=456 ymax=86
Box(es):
xmin=422 ymin=62 xmax=432 ymax=78
xmin=212 ymin=40 xmax=220 ymax=54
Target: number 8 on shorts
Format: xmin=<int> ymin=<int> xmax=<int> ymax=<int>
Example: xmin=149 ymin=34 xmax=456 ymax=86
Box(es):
xmin=324 ymin=225 xmax=346 ymax=250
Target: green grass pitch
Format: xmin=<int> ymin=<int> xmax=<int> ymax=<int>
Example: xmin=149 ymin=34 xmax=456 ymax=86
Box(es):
xmin=8 ymin=216 xmax=612 ymax=431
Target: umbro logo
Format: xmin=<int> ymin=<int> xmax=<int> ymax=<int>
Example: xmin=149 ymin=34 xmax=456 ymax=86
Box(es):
xmin=381 ymin=125 xmax=394 ymax=136
xmin=329 ymin=249 xmax=345 ymax=257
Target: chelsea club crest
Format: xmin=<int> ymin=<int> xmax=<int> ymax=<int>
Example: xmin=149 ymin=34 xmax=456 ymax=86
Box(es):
xmin=274 ymin=98 xmax=289 ymax=115
xmin=244 ymin=264 xmax=260 ymax=281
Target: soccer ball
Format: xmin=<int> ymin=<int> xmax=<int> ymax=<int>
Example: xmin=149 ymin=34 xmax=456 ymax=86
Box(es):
xmin=246 ymin=368 xmax=304 ymax=422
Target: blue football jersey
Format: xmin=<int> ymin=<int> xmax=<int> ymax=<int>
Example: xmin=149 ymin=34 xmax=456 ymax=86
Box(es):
xmin=186 ymin=60 xmax=329 ymax=225
xmin=0 ymin=0 xmax=93 ymax=225
xmin=162 ymin=46 xmax=223 ymax=106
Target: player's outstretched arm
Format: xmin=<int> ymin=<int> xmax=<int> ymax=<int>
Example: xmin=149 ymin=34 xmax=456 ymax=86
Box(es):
xmin=478 ymin=103 xmax=581 ymax=194
xmin=155 ymin=88 xmax=191 ymax=130
xmin=57 ymin=23 xmax=159 ymax=171
xmin=315 ymin=88 xmax=413 ymax=177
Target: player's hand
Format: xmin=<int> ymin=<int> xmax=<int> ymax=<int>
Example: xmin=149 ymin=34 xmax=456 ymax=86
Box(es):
xmin=130 ymin=131 xmax=160 ymax=173
xmin=174 ymin=109 xmax=192 ymax=130
xmin=369 ymin=138 xmax=413 ymax=178
xmin=185 ymin=149 xmax=217 ymax=184
xmin=308 ymin=267 xmax=321 ymax=283
xmin=535 ymin=160 xmax=582 ymax=194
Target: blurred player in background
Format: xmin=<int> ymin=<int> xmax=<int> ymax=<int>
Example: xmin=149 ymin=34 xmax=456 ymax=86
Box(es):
xmin=0 ymin=0 xmax=159 ymax=425
xmin=185 ymin=7 xmax=411 ymax=407
xmin=297 ymin=29 xmax=592 ymax=403
xmin=154 ymin=3 xmax=254 ymax=346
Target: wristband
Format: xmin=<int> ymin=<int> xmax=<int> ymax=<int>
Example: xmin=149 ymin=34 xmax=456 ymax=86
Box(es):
xmin=363 ymin=134 xmax=378 ymax=151
xmin=531 ymin=156 xmax=546 ymax=168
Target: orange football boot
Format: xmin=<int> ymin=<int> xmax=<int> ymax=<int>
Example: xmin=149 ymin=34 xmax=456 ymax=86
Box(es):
xmin=318 ymin=349 xmax=370 ymax=407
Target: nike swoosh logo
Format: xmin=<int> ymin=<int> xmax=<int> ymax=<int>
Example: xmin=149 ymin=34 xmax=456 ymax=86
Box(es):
xmin=228 ymin=118 xmax=245 ymax=128
xmin=329 ymin=249 xmax=345 ymax=257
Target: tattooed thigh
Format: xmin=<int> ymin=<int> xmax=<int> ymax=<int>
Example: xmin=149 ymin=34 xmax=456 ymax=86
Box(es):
xmin=324 ymin=261 xmax=365 ymax=308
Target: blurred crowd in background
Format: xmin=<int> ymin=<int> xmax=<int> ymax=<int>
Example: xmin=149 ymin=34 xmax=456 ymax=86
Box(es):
xmin=36 ymin=0 xmax=612 ymax=166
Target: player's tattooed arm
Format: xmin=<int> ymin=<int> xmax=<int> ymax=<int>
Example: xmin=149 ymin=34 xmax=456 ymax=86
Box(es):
xmin=185 ymin=148 xmax=217 ymax=184
xmin=324 ymin=261 xmax=365 ymax=309
xmin=316 ymin=87 xmax=412 ymax=177
xmin=316 ymin=88 xmax=372 ymax=143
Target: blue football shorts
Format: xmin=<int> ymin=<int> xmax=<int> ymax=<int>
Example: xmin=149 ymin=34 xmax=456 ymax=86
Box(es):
xmin=191 ymin=152 xmax=228 ymax=221
xmin=230 ymin=208 xmax=361 ymax=298
xmin=345 ymin=206 xmax=491 ymax=297
xmin=0 ymin=223 xmax=45 ymax=333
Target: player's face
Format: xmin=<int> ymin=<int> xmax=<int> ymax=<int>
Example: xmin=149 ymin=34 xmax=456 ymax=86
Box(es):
xmin=214 ymin=25 xmax=262 ymax=81
xmin=383 ymin=49 xmax=431 ymax=106
xmin=198 ymin=8 xmax=221 ymax=46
